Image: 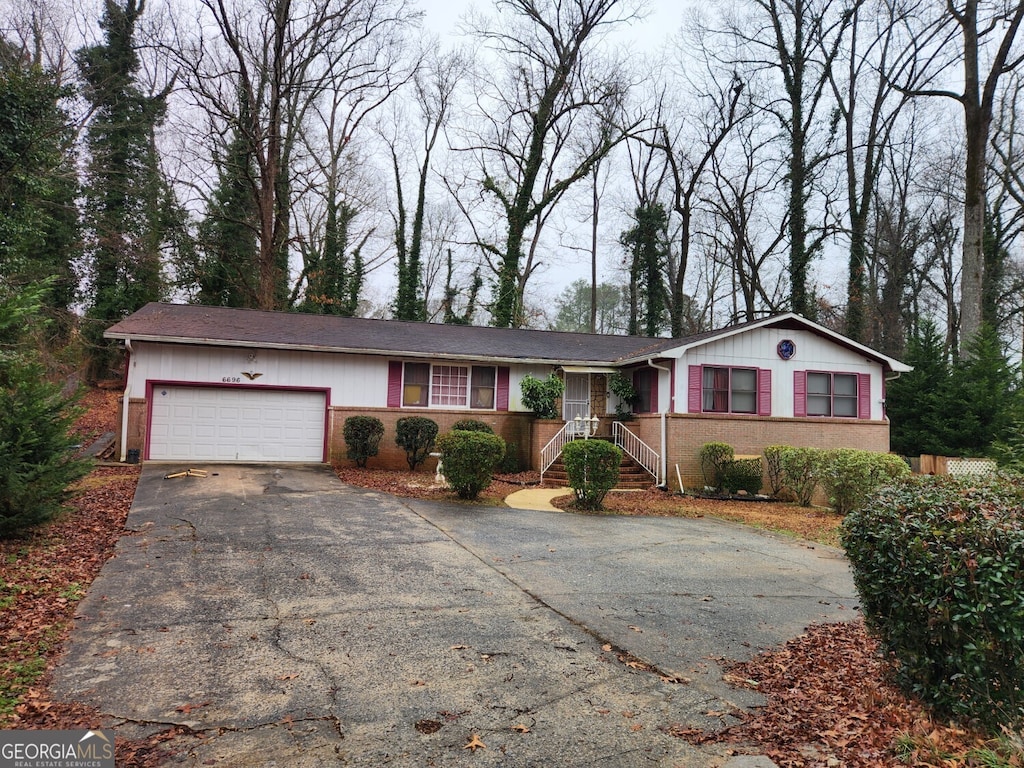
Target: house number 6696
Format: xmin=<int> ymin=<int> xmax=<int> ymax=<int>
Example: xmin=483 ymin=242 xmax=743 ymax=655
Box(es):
xmin=222 ymin=376 xmax=241 ymax=383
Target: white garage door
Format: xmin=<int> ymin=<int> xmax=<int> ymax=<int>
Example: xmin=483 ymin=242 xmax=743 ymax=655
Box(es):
xmin=149 ymin=386 xmax=326 ymax=462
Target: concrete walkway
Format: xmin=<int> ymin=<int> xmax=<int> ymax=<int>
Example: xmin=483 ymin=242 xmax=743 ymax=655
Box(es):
xmin=503 ymin=486 xmax=570 ymax=511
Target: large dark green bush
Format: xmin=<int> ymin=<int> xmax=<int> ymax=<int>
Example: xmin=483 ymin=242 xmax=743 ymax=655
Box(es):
xmin=816 ymin=448 xmax=909 ymax=515
xmin=520 ymin=373 xmax=563 ymax=419
xmin=342 ymin=415 xmax=384 ymax=467
xmin=451 ymin=419 xmax=494 ymax=434
xmin=0 ymin=285 xmax=90 ymax=538
xmin=721 ymin=457 xmax=763 ymax=495
xmin=394 ymin=416 xmax=438 ymax=470
xmin=842 ymin=475 xmax=1024 ymax=730
xmin=436 ymin=430 xmax=506 ymax=499
xmin=563 ymin=440 xmax=621 ymax=510
xmin=699 ymin=442 xmax=734 ymax=490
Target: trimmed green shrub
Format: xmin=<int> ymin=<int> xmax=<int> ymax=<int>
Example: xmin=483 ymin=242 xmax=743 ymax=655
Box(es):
xmin=699 ymin=442 xmax=734 ymax=490
xmin=451 ymin=419 xmax=494 ymax=434
xmin=721 ymin=457 xmax=763 ymax=495
xmin=842 ymin=475 xmax=1024 ymax=730
xmin=520 ymin=373 xmax=564 ymax=419
xmin=763 ymin=445 xmax=788 ymax=497
xmin=395 ymin=416 xmax=438 ymax=470
xmin=436 ymin=430 xmax=506 ymax=499
xmin=778 ymin=446 xmax=819 ymax=506
xmin=342 ymin=415 xmax=384 ymax=468
xmin=816 ymin=448 xmax=910 ymax=515
xmin=563 ymin=440 xmax=622 ymax=510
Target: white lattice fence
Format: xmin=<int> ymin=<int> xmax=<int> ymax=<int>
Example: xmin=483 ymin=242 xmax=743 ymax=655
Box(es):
xmin=946 ymin=457 xmax=998 ymax=477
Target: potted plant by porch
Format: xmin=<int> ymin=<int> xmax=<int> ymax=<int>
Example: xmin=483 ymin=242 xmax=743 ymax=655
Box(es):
xmin=608 ymin=372 xmax=638 ymax=420
xmin=520 ymin=373 xmax=563 ymax=419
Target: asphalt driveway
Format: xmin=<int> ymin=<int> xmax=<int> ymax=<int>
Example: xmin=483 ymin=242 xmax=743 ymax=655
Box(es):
xmin=53 ymin=465 xmax=858 ymax=767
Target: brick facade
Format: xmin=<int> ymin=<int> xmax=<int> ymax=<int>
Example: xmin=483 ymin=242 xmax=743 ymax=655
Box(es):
xmin=656 ymin=413 xmax=890 ymax=492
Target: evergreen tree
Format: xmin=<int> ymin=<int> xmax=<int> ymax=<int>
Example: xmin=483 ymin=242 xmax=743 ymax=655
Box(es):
xmin=887 ymin=320 xmax=952 ymax=456
xmin=889 ymin=321 xmax=1021 ymax=457
xmin=943 ymin=325 xmax=1021 ymax=456
xmin=0 ymin=41 xmax=79 ymax=339
xmin=0 ymin=282 xmax=90 ymax=538
xmin=620 ymin=203 xmax=669 ymax=337
xmin=77 ymin=0 xmax=176 ymax=379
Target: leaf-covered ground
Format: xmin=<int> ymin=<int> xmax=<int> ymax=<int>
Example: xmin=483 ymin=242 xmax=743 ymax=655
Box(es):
xmin=1 ymin=394 xmax=1018 ymax=766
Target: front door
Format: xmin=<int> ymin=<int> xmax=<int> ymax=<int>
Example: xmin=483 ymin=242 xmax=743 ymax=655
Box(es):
xmin=563 ymin=373 xmax=590 ymax=431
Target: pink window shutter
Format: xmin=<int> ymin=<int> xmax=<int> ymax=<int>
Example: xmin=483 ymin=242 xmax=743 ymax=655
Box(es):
xmin=757 ymin=369 xmax=772 ymax=416
xmin=496 ymin=367 xmax=510 ymax=411
xmin=387 ymin=361 xmax=403 ymax=408
xmin=687 ymin=365 xmax=702 ymax=413
xmin=858 ymin=373 xmax=871 ymax=419
xmin=793 ymin=370 xmax=807 ymax=417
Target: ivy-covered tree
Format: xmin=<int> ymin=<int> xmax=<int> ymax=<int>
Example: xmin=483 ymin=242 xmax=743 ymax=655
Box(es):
xmin=186 ymin=121 xmax=259 ymax=307
xmin=299 ymin=201 xmax=366 ymax=316
xmin=440 ymin=249 xmax=482 ymax=326
xmin=0 ymin=40 xmax=79 ymax=339
xmin=77 ymin=0 xmax=178 ymax=379
xmin=0 ymin=282 xmax=91 ymax=538
xmin=620 ymin=202 xmax=669 ymax=337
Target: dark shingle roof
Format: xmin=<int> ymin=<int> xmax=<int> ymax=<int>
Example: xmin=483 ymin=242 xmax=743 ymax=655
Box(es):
xmin=106 ymin=303 xmax=913 ymax=372
xmin=105 ymin=303 xmax=683 ymax=365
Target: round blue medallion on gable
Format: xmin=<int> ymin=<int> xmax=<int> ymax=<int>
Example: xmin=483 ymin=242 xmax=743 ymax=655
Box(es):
xmin=777 ymin=339 xmax=796 ymax=360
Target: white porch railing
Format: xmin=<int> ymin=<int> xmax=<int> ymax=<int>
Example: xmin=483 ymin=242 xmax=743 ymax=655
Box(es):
xmin=612 ymin=421 xmax=660 ymax=485
xmin=539 ymin=421 xmax=575 ymax=483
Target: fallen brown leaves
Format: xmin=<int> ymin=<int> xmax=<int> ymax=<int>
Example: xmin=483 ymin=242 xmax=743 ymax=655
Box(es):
xmin=666 ymin=620 xmax=1021 ymax=767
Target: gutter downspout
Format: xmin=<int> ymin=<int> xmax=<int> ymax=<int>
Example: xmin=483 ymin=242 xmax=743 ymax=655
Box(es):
xmin=119 ymin=339 xmax=132 ymax=463
xmin=882 ymin=370 xmax=901 ymax=421
xmin=647 ymin=359 xmax=671 ymax=487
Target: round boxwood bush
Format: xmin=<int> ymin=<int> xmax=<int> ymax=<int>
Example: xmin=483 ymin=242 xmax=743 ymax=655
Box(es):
xmin=451 ymin=419 xmax=494 ymax=434
xmin=842 ymin=474 xmax=1024 ymax=730
xmin=342 ymin=415 xmax=384 ymax=468
xmin=436 ymin=430 xmax=506 ymax=499
xmin=563 ymin=440 xmax=622 ymax=510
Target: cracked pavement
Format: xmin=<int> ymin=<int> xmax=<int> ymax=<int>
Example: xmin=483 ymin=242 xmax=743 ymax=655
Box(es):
xmin=52 ymin=464 xmax=858 ymax=766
